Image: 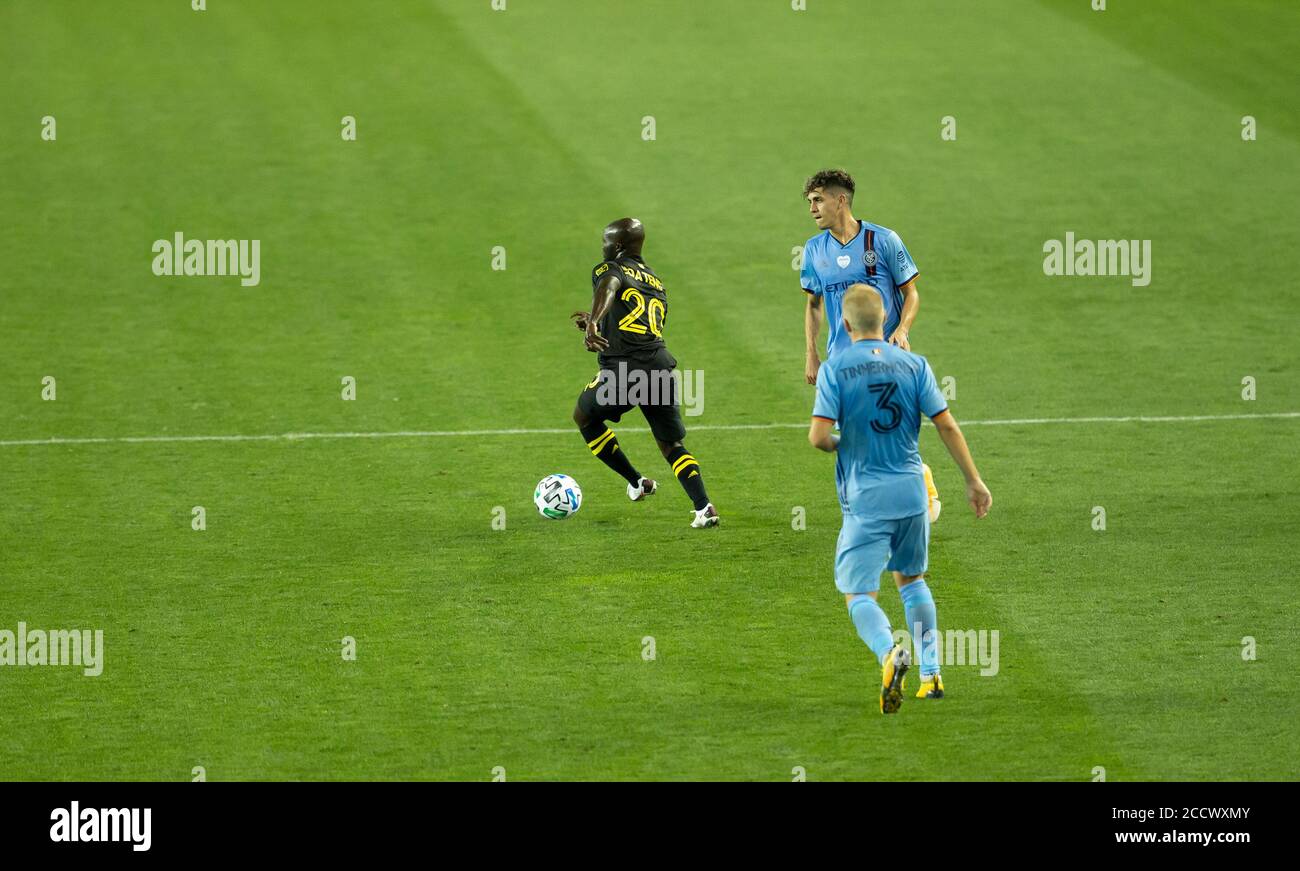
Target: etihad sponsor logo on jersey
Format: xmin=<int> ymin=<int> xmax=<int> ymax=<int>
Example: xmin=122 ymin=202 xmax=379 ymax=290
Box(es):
xmin=821 ymin=277 xmax=881 ymax=296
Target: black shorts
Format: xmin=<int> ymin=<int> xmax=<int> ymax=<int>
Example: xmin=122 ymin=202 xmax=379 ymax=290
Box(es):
xmin=575 ymin=349 xmax=687 ymax=443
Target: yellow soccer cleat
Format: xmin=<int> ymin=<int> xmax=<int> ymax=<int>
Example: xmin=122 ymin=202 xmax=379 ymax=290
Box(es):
xmin=880 ymin=644 xmax=911 ymax=714
xmin=923 ymin=463 xmax=941 ymax=522
xmin=915 ymin=674 xmax=944 ymax=699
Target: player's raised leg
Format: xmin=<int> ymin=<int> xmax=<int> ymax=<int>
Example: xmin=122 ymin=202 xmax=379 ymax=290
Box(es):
xmin=836 ymin=516 xmax=910 ymax=713
xmin=846 ymin=593 xmax=910 ymax=714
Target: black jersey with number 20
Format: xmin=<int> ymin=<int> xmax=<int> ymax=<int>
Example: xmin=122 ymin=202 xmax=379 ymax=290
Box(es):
xmin=591 ymin=255 xmax=668 ymax=363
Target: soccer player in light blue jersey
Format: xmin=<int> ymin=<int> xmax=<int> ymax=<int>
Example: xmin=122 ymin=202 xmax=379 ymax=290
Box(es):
xmin=800 ymin=168 xmax=919 ymax=375
xmin=798 ymin=168 xmax=942 ymax=522
xmin=808 ymin=286 xmax=991 ymax=714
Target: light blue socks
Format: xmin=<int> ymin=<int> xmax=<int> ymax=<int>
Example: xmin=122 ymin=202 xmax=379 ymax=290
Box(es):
xmin=847 ymin=594 xmax=895 ymax=664
xmin=898 ymin=579 xmax=939 ymax=677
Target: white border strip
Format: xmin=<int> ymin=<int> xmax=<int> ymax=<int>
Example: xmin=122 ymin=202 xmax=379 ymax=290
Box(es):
xmin=2 ymin=412 xmax=1297 ymax=448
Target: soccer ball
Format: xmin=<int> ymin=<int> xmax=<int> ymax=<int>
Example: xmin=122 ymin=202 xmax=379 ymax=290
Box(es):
xmin=534 ymin=473 xmax=582 ymax=519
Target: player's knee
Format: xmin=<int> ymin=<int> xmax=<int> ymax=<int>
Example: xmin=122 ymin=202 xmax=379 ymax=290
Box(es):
xmin=573 ymin=405 xmax=590 ymax=428
xmin=657 ymin=440 xmax=682 ymax=460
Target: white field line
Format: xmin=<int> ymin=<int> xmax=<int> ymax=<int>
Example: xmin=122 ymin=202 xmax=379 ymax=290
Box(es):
xmin=1 ymin=412 xmax=1298 ymax=448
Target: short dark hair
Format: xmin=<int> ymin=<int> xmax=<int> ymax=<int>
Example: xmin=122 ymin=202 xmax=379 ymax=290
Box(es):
xmin=803 ymin=169 xmax=855 ymax=202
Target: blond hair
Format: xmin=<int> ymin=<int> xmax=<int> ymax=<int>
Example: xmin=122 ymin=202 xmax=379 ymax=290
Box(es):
xmin=842 ymin=284 xmax=885 ymax=335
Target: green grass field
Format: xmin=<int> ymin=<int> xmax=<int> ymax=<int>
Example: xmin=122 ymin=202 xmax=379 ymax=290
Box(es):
xmin=2 ymin=0 xmax=1298 ymax=781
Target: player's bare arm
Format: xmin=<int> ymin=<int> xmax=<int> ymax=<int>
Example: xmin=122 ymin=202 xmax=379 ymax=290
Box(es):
xmin=581 ymin=272 xmax=620 ymax=353
xmin=805 ymin=293 xmax=823 ymax=384
xmin=888 ymin=278 xmax=919 ymax=351
xmin=808 ymin=416 xmax=839 ymax=452
xmin=930 ymin=409 xmax=991 ymax=518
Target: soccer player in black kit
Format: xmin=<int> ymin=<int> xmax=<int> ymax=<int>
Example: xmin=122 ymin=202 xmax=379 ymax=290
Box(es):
xmin=571 ymin=218 xmax=719 ymax=528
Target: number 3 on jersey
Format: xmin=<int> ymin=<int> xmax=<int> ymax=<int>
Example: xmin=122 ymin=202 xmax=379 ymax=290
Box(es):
xmin=617 ymin=288 xmax=664 ymax=337
xmin=868 ymin=381 xmax=902 ymax=433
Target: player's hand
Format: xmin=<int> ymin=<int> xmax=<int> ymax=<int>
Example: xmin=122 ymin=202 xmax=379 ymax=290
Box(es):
xmin=571 ymin=310 xmax=590 ymax=332
xmin=805 ymin=353 xmax=820 ymax=385
xmin=888 ymin=328 xmax=910 ymax=351
xmin=967 ymin=479 xmax=992 ymax=519
xmin=584 ymin=323 xmax=608 ymax=353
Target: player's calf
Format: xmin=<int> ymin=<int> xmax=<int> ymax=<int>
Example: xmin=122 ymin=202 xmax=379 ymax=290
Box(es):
xmin=576 ymin=408 xmax=643 ymax=488
xmin=659 ymin=441 xmax=717 ymax=526
xmin=897 ymin=575 xmax=941 ymax=690
xmin=846 ymin=593 xmax=907 ymax=713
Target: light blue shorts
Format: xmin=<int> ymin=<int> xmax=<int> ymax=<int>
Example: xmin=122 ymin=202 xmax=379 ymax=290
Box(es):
xmin=834 ymin=511 xmax=930 ymax=594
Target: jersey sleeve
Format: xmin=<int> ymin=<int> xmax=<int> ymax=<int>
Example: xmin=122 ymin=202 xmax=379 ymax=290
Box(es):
xmin=591 ymin=260 xmax=615 ymax=287
xmin=885 ymin=229 xmax=919 ymax=287
xmin=812 ymin=360 xmax=839 ymax=421
xmin=799 ymin=241 xmax=822 ymax=296
xmin=917 ymin=357 xmax=947 ymax=419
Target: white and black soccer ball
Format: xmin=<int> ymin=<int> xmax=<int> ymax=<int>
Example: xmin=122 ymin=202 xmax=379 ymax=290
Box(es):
xmin=534 ymin=473 xmax=582 ymax=520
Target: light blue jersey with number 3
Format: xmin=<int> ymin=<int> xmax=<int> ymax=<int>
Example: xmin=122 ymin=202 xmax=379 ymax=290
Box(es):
xmin=812 ymin=339 xmax=947 ymax=520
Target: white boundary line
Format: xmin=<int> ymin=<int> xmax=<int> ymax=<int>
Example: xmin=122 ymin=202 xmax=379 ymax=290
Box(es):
xmin=2 ymin=412 xmax=1297 ymax=448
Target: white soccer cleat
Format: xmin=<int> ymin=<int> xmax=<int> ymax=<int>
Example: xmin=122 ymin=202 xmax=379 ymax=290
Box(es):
xmin=690 ymin=503 xmax=719 ymax=528
xmin=628 ymin=476 xmax=657 ymax=501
